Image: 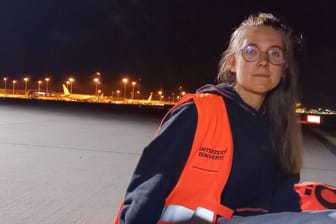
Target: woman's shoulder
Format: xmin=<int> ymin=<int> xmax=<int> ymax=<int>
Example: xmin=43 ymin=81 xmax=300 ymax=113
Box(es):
xmin=161 ymin=99 xmax=197 ymax=127
xmin=196 ymin=83 xmax=236 ymax=100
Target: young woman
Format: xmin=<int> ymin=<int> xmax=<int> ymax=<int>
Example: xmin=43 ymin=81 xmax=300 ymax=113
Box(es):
xmin=115 ymin=12 xmax=303 ymax=224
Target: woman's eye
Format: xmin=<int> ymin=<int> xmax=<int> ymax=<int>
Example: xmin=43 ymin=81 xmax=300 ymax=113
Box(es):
xmin=245 ymin=46 xmax=257 ymax=55
xmin=269 ymin=49 xmax=282 ymax=57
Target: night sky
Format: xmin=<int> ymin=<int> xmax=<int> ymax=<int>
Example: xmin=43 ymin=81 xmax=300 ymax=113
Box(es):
xmin=0 ymin=0 xmax=335 ymax=109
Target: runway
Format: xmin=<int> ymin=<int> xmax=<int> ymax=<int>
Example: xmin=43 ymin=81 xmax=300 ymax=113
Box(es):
xmin=0 ymin=102 xmax=335 ymax=224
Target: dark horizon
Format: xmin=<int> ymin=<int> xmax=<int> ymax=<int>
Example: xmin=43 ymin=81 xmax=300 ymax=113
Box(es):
xmin=1 ymin=1 xmax=335 ymax=109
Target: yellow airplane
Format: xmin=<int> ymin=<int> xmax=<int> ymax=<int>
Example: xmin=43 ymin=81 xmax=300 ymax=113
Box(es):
xmin=61 ymin=84 xmax=98 ymax=102
xmin=126 ymin=92 xmax=155 ymax=105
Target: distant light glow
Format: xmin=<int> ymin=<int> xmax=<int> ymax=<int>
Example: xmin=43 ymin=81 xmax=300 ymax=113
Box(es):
xmin=307 ymin=115 xmax=321 ymax=124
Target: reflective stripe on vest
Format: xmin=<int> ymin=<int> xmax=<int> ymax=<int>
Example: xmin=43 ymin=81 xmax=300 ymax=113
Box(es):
xmin=158 ymin=93 xmax=234 ymax=224
xmin=160 ymin=205 xmax=217 ymax=223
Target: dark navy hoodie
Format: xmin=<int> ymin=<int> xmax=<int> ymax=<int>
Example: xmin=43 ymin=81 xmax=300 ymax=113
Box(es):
xmin=119 ymin=83 xmax=301 ymax=224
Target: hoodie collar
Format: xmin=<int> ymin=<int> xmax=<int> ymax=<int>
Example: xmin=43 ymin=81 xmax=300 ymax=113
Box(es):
xmin=197 ymin=83 xmax=266 ymax=115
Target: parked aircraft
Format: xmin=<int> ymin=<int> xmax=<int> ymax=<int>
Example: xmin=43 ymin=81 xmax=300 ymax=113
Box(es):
xmin=137 ymin=92 xmax=153 ymax=104
xmin=61 ymin=84 xmax=98 ymax=102
xmin=27 ymin=90 xmax=60 ymax=100
xmin=125 ymin=92 xmax=156 ymax=105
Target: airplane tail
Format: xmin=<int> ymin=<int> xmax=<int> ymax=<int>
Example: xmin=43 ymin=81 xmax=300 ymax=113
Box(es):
xmin=147 ymin=92 xmax=153 ymax=102
xmin=24 ymin=90 xmax=30 ymax=96
xmin=62 ymin=84 xmax=70 ymax=96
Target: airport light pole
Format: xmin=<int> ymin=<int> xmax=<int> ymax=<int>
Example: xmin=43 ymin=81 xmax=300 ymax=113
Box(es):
xmin=158 ymin=90 xmax=162 ymax=101
xmin=117 ymin=90 xmax=120 ymax=100
xmin=24 ymin=77 xmax=29 ymax=94
xmin=95 ymin=72 xmax=101 ymax=95
xmin=3 ymin=77 xmax=7 ymax=94
xmin=45 ymin=77 xmax=50 ymax=93
xmin=38 ymin=80 xmax=42 ymax=92
xmin=97 ymin=89 xmax=101 ymax=102
xmin=137 ymin=78 xmax=141 ymax=98
xmin=122 ymin=78 xmax=128 ymax=100
xmin=12 ymin=80 xmax=16 ymax=94
xmin=131 ymin=81 xmax=136 ymax=99
xmin=94 ymin=78 xmax=99 ymax=96
xmin=69 ymin=77 xmax=74 ymax=93
xmin=178 ymin=86 xmax=182 ymax=97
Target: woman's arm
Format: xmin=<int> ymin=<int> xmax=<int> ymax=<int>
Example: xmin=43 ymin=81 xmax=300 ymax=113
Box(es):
xmin=119 ymin=102 xmax=197 ymax=224
xmin=270 ymin=173 xmax=301 ymax=212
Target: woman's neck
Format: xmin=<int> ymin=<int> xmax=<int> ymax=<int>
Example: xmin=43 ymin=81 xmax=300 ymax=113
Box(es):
xmin=234 ymin=85 xmax=266 ymax=111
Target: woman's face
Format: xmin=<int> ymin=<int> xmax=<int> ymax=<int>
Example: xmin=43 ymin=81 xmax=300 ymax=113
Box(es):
xmin=230 ymin=26 xmax=285 ymax=97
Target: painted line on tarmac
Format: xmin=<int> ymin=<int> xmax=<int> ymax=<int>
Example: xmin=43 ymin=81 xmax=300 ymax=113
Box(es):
xmin=0 ymin=142 xmax=141 ymax=156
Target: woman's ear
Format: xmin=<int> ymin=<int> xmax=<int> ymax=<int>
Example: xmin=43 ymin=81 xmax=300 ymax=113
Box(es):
xmin=226 ymin=54 xmax=236 ymax=73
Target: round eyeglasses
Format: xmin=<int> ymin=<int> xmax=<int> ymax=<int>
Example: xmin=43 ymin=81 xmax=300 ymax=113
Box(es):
xmin=239 ymin=45 xmax=286 ymax=65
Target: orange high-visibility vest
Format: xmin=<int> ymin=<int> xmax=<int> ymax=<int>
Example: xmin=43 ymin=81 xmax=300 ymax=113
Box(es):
xmin=115 ymin=93 xmax=234 ymax=224
xmin=158 ymin=93 xmax=234 ymax=224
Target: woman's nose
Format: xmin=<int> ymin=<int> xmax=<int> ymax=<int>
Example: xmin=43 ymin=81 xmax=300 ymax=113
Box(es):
xmin=257 ymin=51 xmax=270 ymax=66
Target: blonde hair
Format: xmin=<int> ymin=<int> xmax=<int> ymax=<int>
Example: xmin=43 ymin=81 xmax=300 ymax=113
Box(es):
xmin=218 ymin=13 xmax=303 ymax=174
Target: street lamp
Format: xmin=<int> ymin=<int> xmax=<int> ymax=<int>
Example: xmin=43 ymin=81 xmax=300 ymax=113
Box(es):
xmin=178 ymin=86 xmax=182 ymax=97
xmin=3 ymin=77 xmax=7 ymax=94
xmin=38 ymin=80 xmax=42 ymax=92
xmin=66 ymin=81 xmax=70 ymax=88
xmin=116 ymin=90 xmax=120 ymax=100
xmin=122 ymin=78 xmax=128 ymax=100
xmin=24 ymin=77 xmax=29 ymax=94
xmin=68 ymin=77 xmax=74 ymax=93
xmin=131 ymin=81 xmax=136 ymax=99
xmin=45 ymin=77 xmax=50 ymax=93
xmin=137 ymin=78 xmax=141 ymax=96
xmin=97 ymin=89 xmax=101 ymax=102
xmin=12 ymin=80 xmax=16 ymax=94
xmin=94 ymin=78 xmax=99 ymax=96
xmin=158 ymin=90 xmax=162 ymax=101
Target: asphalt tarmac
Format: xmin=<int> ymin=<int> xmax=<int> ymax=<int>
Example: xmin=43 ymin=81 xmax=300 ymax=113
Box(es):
xmin=1 ymin=102 xmax=335 ymax=224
